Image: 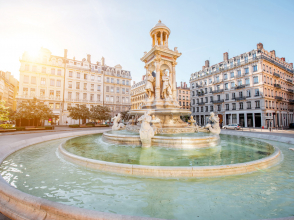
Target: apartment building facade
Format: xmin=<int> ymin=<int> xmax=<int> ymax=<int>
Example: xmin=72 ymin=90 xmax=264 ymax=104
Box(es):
xmin=0 ymin=71 xmax=19 ymax=110
xmin=177 ymin=82 xmax=190 ymax=110
xmin=18 ymin=48 xmax=131 ymax=125
xmin=131 ymin=77 xmax=146 ymax=110
xmin=190 ymin=43 xmax=294 ymax=128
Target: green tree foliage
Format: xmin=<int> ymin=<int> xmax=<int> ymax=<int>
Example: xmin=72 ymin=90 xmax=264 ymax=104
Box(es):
xmin=68 ymin=104 xmax=91 ymax=126
xmin=0 ymin=100 xmax=9 ymax=122
xmin=90 ymin=105 xmax=111 ymax=122
xmin=14 ymin=98 xmax=54 ymax=126
xmin=119 ymin=111 xmax=129 ymax=122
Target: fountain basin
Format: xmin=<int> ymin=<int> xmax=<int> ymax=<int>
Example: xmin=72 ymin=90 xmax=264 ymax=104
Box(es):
xmin=102 ymin=130 xmax=220 ymax=149
xmin=58 ymin=142 xmax=281 ymax=178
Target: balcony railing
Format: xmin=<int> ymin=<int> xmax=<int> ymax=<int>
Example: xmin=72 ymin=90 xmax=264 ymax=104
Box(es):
xmin=234 ymin=96 xmax=246 ymax=101
xmin=190 ymin=54 xmax=293 ymax=82
xmin=212 ymin=99 xmax=224 ymax=104
xmin=288 ymin=89 xmax=294 ymax=93
xmin=273 ymin=72 xmax=280 ymax=78
xmin=275 ymin=96 xmax=283 ymax=101
xmin=198 ymin=102 xmax=205 ymax=105
xmin=287 ymin=79 xmax=293 ymax=83
xmin=274 ymin=84 xmax=281 ymax=89
xmin=198 ymin=93 xmax=205 ymax=96
xmin=235 ymin=85 xmax=246 ymax=90
xmin=211 ymin=89 xmax=224 ymax=94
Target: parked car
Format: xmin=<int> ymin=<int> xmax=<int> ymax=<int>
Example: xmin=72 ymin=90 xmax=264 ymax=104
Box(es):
xmin=289 ymin=123 xmax=294 ymax=129
xmin=222 ymin=124 xmax=241 ymax=130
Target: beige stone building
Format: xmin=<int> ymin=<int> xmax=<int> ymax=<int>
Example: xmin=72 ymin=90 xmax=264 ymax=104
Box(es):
xmin=176 ymin=82 xmax=190 ymax=110
xmin=17 ymin=47 xmax=131 ymax=125
xmin=131 ymin=76 xmax=147 ymax=110
xmin=0 ymin=71 xmax=18 ymax=111
xmin=190 ymin=43 xmax=294 ymax=128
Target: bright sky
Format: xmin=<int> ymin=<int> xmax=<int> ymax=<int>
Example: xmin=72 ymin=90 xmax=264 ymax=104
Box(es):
xmin=0 ymin=0 xmax=294 ymax=85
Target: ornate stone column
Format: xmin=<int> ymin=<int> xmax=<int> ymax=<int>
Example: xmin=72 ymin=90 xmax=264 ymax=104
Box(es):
xmin=172 ymin=62 xmax=177 ymax=100
xmin=160 ymin=31 xmax=163 ymax=45
xmin=155 ymin=60 xmax=161 ymax=100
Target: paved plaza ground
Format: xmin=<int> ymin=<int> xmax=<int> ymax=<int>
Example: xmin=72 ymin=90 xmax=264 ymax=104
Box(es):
xmin=0 ymin=127 xmax=293 ymax=220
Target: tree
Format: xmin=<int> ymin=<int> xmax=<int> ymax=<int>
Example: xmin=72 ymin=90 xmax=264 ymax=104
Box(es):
xmin=79 ymin=105 xmax=91 ymax=124
xmin=68 ymin=105 xmax=91 ymax=126
xmin=120 ymin=111 xmax=129 ymax=122
xmin=35 ymin=101 xmax=55 ymax=126
xmin=14 ymin=98 xmax=54 ymax=126
xmin=90 ymin=105 xmax=111 ymax=123
xmin=0 ymin=100 xmax=9 ymax=122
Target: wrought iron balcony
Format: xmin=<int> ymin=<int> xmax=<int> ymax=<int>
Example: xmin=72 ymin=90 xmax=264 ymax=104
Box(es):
xmin=198 ymin=102 xmax=205 ymax=105
xmin=273 ymin=73 xmax=280 ymax=78
xmin=212 ymin=99 xmax=224 ymax=104
xmin=275 ymin=96 xmax=283 ymax=101
xmin=289 ymin=100 xmax=294 ymax=104
xmin=288 ymin=89 xmax=294 ymax=93
xmin=274 ymin=84 xmax=281 ymax=89
xmin=211 ymin=89 xmax=224 ymax=94
xmin=235 ymin=85 xmax=245 ymax=90
xmin=287 ymin=79 xmax=293 ymax=83
xmin=198 ymin=93 xmax=205 ymax=96
xmin=234 ymin=96 xmax=246 ymax=101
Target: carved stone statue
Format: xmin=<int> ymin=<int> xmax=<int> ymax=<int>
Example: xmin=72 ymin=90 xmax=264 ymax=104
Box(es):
xmin=112 ymin=113 xmax=125 ymax=131
xmin=161 ymin=70 xmax=172 ymax=99
xmin=151 ymin=115 xmax=161 ymax=135
xmin=138 ymin=110 xmax=154 ymax=147
xmin=128 ymin=116 xmax=136 ymax=126
xmin=145 ymin=71 xmax=155 ymax=99
xmin=203 ymin=112 xmax=221 ymax=135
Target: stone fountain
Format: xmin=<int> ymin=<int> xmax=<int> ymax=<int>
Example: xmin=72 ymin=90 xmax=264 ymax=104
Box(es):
xmin=102 ymin=20 xmax=220 ymax=148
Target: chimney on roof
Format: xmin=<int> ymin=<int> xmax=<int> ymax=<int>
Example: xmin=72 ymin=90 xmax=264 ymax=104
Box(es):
xmin=181 ymin=82 xmax=183 ymax=88
xmin=101 ymin=57 xmax=105 ymax=66
xmin=87 ymin=54 xmax=91 ymax=63
xmin=64 ymin=49 xmax=68 ymax=59
xmin=281 ymin=57 xmax=285 ymax=61
xmin=133 ymin=81 xmax=135 ymax=85
xmin=257 ymin=43 xmax=263 ymax=50
xmin=290 ymin=63 xmax=293 ymax=68
xmin=270 ymin=50 xmax=276 ymax=57
xmin=223 ymin=52 xmax=229 ymax=62
xmin=202 ymin=66 xmax=205 ymax=71
xmin=205 ymin=60 xmax=210 ymax=68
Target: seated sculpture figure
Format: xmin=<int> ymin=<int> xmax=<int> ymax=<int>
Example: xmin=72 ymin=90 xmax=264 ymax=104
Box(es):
xmin=138 ymin=110 xmax=154 ymax=147
xmin=112 ymin=113 xmax=125 ymax=131
xmin=188 ymin=115 xmax=199 ymax=132
xmin=128 ymin=116 xmax=136 ymax=126
xmin=203 ymin=112 xmax=221 ymax=135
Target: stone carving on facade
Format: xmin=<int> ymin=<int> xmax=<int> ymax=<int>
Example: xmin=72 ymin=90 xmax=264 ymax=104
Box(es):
xmin=200 ymin=112 xmax=221 ymax=135
xmin=112 ymin=113 xmax=125 ymax=131
xmin=138 ymin=110 xmax=154 ymax=147
xmin=145 ymin=71 xmax=155 ymax=99
xmin=161 ymin=70 xmax=173 ymax=100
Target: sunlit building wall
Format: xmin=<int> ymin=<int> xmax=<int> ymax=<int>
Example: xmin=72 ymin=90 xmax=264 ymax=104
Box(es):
xmin=190 ymin=43 xmax=294 ymax=128
xmin=0 ymin=71 xmax=18 ymax=111
xmin=18 ymin=48 xmax=131 ymax=125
